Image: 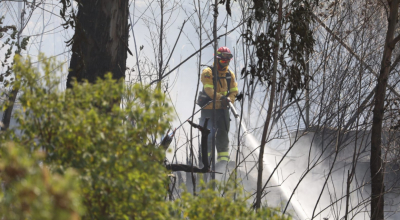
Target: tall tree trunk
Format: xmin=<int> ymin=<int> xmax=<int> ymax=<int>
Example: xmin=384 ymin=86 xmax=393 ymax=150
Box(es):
xmin=1 ymin=88 xmax=18 ymax=131
xmin=211 ymin=0 xmax=219 ymax=185
xmin=1 ymin=1 xmax=25 ymax=131
xmin=67 ymin=0 xmax=129 ymax=88
xmin=370 ymin=1 xmax=399 ymax=219
xmin=305 ymin=50 xmax=310 ymax=128
xmin=255 ymin=0 xmax=282 ymax=210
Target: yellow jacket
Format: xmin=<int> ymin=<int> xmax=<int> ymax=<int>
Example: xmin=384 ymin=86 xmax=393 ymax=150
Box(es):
xmin=201 ymin=65 xmax=238 ymax=109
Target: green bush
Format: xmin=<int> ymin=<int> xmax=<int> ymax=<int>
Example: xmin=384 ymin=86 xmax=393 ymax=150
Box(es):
xmin=3 ymin=55 xmax=173 ymax=219
xmin=0 ymin=55 xmax=291 ymax=220
xmin=171 ymin=180 xmax=291 ymax=220
xmin=0 ymin=142 xmax=84 ymax=220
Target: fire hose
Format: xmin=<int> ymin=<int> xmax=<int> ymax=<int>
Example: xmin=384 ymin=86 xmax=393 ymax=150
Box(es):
xmin=229 ymin=102 xmax=239 ymax=118
xmin=160 ymin=100 xmax=240 ymax=148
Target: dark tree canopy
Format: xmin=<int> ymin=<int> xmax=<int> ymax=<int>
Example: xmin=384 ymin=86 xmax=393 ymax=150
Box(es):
xmin=242 ymin=0 xmax=316 ymax=99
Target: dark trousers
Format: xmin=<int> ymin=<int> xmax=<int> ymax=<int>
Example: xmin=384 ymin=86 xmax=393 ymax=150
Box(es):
xmin=200 ymin=109 xmax=230 ymax=162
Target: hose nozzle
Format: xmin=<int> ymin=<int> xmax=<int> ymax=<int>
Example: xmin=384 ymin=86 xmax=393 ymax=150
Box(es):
xmin=229 ymin=102 xmax=239 ymax=118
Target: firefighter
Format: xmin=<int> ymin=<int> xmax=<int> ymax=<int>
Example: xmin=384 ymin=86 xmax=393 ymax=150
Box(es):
xmin=200 ymin=46 xmax=239 ymax=167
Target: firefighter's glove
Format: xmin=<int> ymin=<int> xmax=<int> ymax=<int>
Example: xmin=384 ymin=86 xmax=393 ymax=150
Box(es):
xmin=220 ymin=96 xmax=231 ymax=108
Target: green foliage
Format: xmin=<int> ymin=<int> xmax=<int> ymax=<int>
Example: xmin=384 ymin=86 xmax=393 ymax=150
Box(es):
xmin=1 ymin=55 xmax=290 ymax=219
xmin=0 ymin=142 xmax=84 ymax=220
xmin=171 ymin=180 xmax=291 ymax=220
xmin=0 ymin=16 xmax=30 ymax=87
xmin=242 ymin=0 xmax=316 ymax=99
xmin=4 ymin=55 xmax=173 ymax=219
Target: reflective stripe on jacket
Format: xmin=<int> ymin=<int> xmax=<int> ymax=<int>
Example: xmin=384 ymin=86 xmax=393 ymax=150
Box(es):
xmin=201 ymin=66 xmax=238 ymax=110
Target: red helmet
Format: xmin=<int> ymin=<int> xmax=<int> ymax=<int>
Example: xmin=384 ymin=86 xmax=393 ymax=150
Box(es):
xmin=216 ymin=46 xmax=233 ymax=60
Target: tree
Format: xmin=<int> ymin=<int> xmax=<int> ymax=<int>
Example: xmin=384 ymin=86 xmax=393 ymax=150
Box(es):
xmin=370 ymin=1 xmax=400 ymax=219
xmin=5 ymin=1 xmax=400 ymax=219
xmin=62 ymin=0 xmax=130 ymax=88
xmin=1 ymin=1 xmax=31 ymax=131
xmin=241 ymin=0 xmax=316 ymax=210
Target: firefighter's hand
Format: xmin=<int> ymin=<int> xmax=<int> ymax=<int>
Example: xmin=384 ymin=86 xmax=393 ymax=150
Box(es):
xmin=220 ymin=96 xmax=231 ymax=107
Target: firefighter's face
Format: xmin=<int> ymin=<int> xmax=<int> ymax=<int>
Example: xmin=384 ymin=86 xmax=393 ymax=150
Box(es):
xmin=218 ymin=59 xmax=230 ymax=67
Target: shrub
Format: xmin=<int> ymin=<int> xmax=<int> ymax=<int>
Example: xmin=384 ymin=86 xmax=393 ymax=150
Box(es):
xmin=1 ymin=55 xmax=290 ymax=220
xmin=171 ymin=180 xmax=291 ymax=220
xmin=0 ymin=142 xmax=84 ymax=219
xmin=3 ymin=55 xmax=173 ymax=219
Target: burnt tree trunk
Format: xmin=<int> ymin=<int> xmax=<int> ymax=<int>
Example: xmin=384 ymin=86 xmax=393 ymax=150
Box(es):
xmin=370 ymin=1 xmax=399 ymax=219
xmin=166 ymin=119 xmax=211 ymax=173
xmin=67 ymin=0 xmax=129 ymax=88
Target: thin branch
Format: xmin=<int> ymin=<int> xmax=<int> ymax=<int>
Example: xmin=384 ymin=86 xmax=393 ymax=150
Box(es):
xmin=150 ymin=18 xmax=248 ymax=85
